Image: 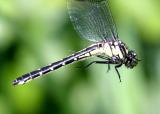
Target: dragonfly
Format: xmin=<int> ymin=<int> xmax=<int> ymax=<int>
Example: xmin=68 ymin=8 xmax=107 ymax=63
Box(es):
xmin=13 ymin=0 xmax=139 ymax=86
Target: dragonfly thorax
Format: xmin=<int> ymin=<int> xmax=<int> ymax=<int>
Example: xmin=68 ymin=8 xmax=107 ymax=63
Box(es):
xmin=97 ymin=40 xmax=139 ymax=69
xmin=98 ymin=40 xmax=126 ymax=59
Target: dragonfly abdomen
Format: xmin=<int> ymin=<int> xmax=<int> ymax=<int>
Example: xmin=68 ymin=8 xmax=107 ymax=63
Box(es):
xmin=13 ymin=44 xmax=98 ymax=85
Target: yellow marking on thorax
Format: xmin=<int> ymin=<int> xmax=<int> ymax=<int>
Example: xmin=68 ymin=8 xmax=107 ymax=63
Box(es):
xmin=115 ymin=45 xmax=123 ymax=59
xmin=110 ymin=44 xmax=124 ymax=59
xmin=101 ymin=42 xmax=125 ymax=59
xmin=103 ymin=43 xmax=113 ymax=57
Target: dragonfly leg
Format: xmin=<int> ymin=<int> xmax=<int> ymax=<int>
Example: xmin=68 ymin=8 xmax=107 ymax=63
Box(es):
xmin=97 ymin=56 xmax=111 ymax=72
xmin=107 ymin=64 xmax=110 ymax=72
xmin=115 ymin=64 xmax=122 ymax=82
xmin=83 ymin=60 xmax=123 ymax=82
xmin=83 ymin=60 xmax=113 ymax=69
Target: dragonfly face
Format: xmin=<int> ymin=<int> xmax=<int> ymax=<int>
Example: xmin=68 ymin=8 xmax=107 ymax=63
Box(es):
xmin=125 ymin=50 xmax=138 ymax=69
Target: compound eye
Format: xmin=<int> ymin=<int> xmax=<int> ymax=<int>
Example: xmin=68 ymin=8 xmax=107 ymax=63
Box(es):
xmin=133 ymin=52 xmax=136 ymax=56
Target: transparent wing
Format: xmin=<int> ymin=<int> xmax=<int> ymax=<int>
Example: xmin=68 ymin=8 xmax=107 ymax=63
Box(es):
xmin=67 ymin=0 xmax=119 ymax=42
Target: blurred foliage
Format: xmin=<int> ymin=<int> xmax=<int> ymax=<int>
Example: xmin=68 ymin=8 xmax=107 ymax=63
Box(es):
xmin=0 ymin=0 xmax=160 ymax=114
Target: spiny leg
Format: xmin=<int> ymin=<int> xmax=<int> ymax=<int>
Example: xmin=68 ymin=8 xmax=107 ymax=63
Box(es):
xmin=82 ymin=60 xmax=113 ymax=69
xmin=107 ymin=64 xmax=110 ymax=72
xmin=97 ymin=55 xmax=109 ymax=60
xmin=76 ymin=61 xmax=109 ymax=69
xmin=115 ymin=64 xmax=122 ymax=82
xmin=96 ymin=55 xmax=111 ymax=72
xmin=75 ymin=61 xmax=96 ymax=69
xmin=82 ymin=60 xmax=123 ymax=82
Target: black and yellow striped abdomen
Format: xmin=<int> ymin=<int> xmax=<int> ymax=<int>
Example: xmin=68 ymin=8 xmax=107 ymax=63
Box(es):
xmin=13 ymin=43 xmax=99 ymax=85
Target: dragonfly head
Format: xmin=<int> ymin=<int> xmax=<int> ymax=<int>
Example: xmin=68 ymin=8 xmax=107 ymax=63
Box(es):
xmin=125 ymin=50 xmax=139 ymax=68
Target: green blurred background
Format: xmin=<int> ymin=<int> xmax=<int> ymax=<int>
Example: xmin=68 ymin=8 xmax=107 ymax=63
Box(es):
xmin=0 ymin=0 xmax=160 ymax=114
